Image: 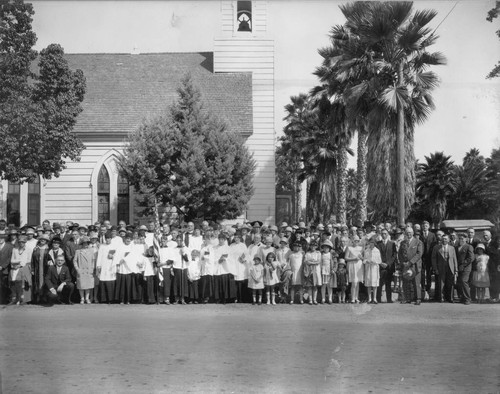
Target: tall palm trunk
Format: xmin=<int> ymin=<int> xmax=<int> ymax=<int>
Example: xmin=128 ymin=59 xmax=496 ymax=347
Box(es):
xmin=356 ymin=126 xmax=368 ymax=225
xmin=397 ymin=61 xmax=405 ymax=226
xmin=337 ymin=148 xmax=348 ymax=224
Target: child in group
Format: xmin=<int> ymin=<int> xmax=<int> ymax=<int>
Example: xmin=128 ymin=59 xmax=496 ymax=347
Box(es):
xmin=248 ymin=256 xmax=264 ymax=305
xmin=8 ymin=260 xmax=30 ymax=305
xmin=472 ymin=244 xmax=490 ymax=303
xmin=288 ymin=242 xmax=304 ymax=304
xmin=320 ymin=240 xmax=337 ymax=304
xmin=303 ymin=241 xmax=322 ymax=305
xmin=336 ymin=259 xmax=348 ymax=303
xmin=263 ymin=252 xmax=279 ymax=305
xmin=187 ymin=249 xmax=201 ymax=304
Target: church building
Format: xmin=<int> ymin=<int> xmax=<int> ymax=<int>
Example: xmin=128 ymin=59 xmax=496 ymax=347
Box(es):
xmin=0 ymin=1 xmax=276 ymax=226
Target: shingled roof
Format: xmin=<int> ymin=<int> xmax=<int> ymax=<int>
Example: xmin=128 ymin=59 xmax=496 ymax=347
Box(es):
xmin=63 ymin=52 xmax=253 ymax=137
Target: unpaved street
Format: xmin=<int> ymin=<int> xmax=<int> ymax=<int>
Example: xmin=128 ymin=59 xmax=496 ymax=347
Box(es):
xmin=1 ymin=303 xmax=499 ymax=393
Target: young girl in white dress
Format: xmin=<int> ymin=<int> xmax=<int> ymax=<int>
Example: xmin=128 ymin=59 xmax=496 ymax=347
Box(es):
xmin=288 ymin=242 xmax=304 ymax=304
xmin=320 ymin=240 xmax=337 ymax=304
xmin=263 ymin=252 xmax=279 ymax=304
xmin=345 ymin=235 xmax=364 ymax=303
xmin=248 ymin=256 xmax=264 ymax=305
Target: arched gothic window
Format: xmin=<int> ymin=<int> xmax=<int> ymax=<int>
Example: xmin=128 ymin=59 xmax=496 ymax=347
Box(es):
xmin=98 ymin=166 xmax=110 ymax=222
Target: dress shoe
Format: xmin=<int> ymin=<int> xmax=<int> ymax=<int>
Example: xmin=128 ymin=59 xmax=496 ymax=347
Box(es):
xmin=464 ymin=300 xmax=471 ymax=305
xmin=415 ymin=300 xmax=421 ymax=306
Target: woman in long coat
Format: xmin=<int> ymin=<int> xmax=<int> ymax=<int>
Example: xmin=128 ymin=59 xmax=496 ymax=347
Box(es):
xmin=31 ymin=234 xmax=51 ymax=304
xmin=74 ymin=236 xmax=96 ymax=304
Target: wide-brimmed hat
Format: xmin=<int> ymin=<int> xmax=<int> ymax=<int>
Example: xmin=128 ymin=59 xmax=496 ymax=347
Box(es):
xmin=280 ymin=222 xmax=288 ymax=228
xmin=38 ymin=234 xmax=50 ymax=242
xmin=51 ymin=236 xmax=62 ymax=245
xmin=269 ymin=225 xmax=278 ymax=232
xmin=250 ymin=221 xmax=263 ymax=228
xmin=476 ymin=243 xmax=485 ymax=251
xmin=321 ymin=240 xmax=333 ymax=249
xmin=285 ymin=226 xmax=293 ymax=232
xmin=298 ymin=222 xmax=307 ymax=229
xmin=80 ymin=236 xmax=91 ymax=244
xmin=317 ymin=224 xmax=325 ymax=231
xmin=279 ymin=237 xmax=289 ymax=244
xmin=18 ymin=235 xmax=28 ymax=243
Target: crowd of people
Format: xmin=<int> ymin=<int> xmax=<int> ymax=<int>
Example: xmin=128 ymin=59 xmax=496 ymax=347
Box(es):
xmin=0 ymin=217 xmax=498 ymax=306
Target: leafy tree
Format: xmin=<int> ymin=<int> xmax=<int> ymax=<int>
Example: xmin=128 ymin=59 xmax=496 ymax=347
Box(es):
xmin=120 ymin=75 xmax=255 ymax=223
xmin=0 ymin=0 xmax=86 ymax=183
xmin=486 ymin=1 xmax=500 ymax=79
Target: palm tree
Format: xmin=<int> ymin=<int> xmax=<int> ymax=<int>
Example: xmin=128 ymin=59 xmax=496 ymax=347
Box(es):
xmin=415 ymin=152 xmax=457 ymax=226
xmin=316 ymin=2 xmax=446 ymax=225
xmin=279 ymin=93 xmax=345 ymax=223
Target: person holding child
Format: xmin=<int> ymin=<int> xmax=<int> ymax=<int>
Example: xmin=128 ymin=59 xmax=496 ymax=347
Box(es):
xmin=472 ymin=244 xmax=490 ymax=303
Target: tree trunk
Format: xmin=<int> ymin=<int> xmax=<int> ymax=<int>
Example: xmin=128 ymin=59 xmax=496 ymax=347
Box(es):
xmin=356 ymin=126 xmax=368 ymax=226
xmin=397 ymin=61 xmax=405 ymax=226
xmin=337 ymin=148 xmax=348 ymax=224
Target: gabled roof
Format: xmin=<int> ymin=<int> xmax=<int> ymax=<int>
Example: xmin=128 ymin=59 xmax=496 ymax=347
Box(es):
xmin=440 ymin=219 xmax=494 ymax=231
xmin=63 ymin=52 xmax=253 ymax=138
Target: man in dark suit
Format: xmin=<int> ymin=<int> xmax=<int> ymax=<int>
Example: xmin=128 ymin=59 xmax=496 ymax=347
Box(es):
xmin=376 ymin=229 xmax=396 ymax=303
xmin=398 ymin=227 xmax=424 ymax=305
xmin=184 ymin=221 xmax=195 ymax=247
xmin=44 ymin=255 xmax=75 ymax=304
xmin=419 ymin=220 xmax=436 ymax=300
xmin=0 ymin=232 xmax=14 ymax=304
xmin=483 ymin=230 xmax=499 ymax=302
xmin=240 ymin=224 xmax=253 ymax=247
xmin=455 ymin=232 xmax=474 ymax=305
xmin=432 ymin=235 xmax=458 ymax=303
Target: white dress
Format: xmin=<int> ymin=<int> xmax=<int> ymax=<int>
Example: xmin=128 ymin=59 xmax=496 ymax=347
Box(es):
xmin=363 ymin=246 xmax=381 ymax=287
xmin=229 ymin=242 xmax=249 ymax=281
xmin=288 ymin=251 xmax=304 ymax=286
xmin=346 ymin=245 xmax=364 ymax=283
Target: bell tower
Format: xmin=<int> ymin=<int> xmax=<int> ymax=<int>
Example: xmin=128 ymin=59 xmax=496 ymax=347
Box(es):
xmin=214 ymin=1 xmax=275 ymax=224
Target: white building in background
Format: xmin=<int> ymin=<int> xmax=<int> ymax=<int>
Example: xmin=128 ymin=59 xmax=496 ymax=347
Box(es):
xmin=0 ymin=1 xmax=276 ymax=226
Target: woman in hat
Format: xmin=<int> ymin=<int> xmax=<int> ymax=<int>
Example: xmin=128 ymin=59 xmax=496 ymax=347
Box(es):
xmin=303 ymin=241 xmax=322 ymax=305
xmin=472 ymin=244 xmax=490 ymax=303
xmin=320 ymin=240 xmax=337 ymax=304
xmin=31 ymin=233 xmax=51 ymax=304
xmin=11 ymin=235 xmax=32 ymax=303
xmin=345 ymin=235 xmax=364 ymax=303
xmin=363 ymin=237 xmax=381 ymax=304
xmin=74 ymin=236 xmax=97 ymax=304
xmin=47 ymin=236 xmax=65 ymax=266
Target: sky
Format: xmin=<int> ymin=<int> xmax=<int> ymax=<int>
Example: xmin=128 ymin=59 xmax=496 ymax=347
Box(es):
xmin=30 ymin=0 xmax=500 ymax=167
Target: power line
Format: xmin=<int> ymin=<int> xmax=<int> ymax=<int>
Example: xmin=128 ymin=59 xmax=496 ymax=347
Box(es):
xmin=434 ymin=1 xmax=460 ymax=33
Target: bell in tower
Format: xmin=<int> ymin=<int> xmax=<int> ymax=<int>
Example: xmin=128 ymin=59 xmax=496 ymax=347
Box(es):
xmin=237 ymin=1 xmax=252 ymax=32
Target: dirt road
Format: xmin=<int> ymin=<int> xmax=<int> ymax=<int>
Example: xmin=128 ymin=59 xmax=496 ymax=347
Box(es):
xmin=1 ymin=303 xmax=499 ymax=393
